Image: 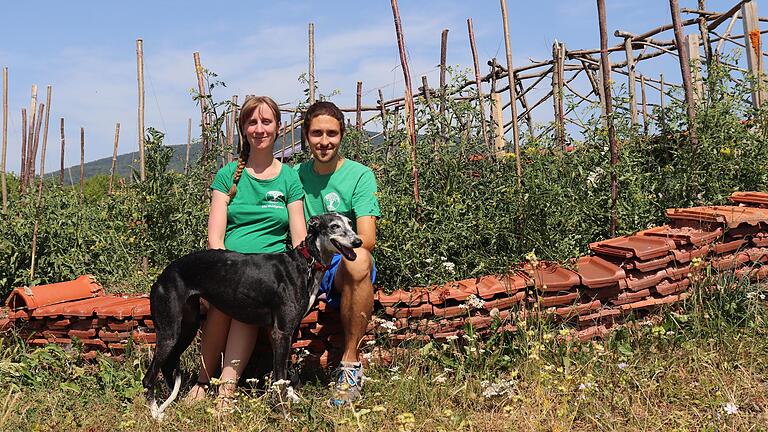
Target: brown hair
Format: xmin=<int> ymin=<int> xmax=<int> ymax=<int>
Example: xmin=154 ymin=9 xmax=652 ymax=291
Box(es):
xmin=301 ymin=101 xmax=345 ymax=143
xmin=228 ymin=96 xmax=281 ymax=198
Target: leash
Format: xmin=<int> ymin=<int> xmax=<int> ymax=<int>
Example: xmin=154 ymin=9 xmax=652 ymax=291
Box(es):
xmin=296 ymin=241 xmax=330 ymax=272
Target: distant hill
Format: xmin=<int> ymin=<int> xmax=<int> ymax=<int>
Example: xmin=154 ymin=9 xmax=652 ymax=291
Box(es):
xmin=49 ymin=128 xmax=385 ymax=183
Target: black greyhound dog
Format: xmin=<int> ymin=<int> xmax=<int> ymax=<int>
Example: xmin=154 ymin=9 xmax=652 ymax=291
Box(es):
xmin=142 ymin=213 xmax=362 ymax=419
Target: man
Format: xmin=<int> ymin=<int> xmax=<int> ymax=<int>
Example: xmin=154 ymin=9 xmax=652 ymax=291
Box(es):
xmin=295 ymin=101 xmax=380 ymax=406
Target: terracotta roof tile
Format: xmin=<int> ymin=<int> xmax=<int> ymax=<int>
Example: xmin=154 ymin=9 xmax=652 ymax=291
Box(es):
xmin=527 ymin=263 xmax=581 ymax=292
xmin=5 ymin=275 xmax=103 ymax=311
xmin=553 ymin=300 xmax=601 ymax=319
xmin=577 ymin=308 xmax=622 ymax=324
xmin=611 ymin=289 xmax=651 ymax=306
xmin=619 ymin=268 xmax=669 ymax=292
xmin=638 ymin=225 xmax=722 ymax=247
xmin=576 ymin=256 xmax=626 ymax=289
xmin=590 ymin=235 xmax=677 ymax=260
xmin=533 ymin=291 xmax=579 ymax=307
xmin=33 ymin=296 xmax=121 ymax=318
xmin=653 ymin=278 xmax=690 ymax=296
xmin=672 ymin=245 xmax=710 ymax=264
xmin=712 ymin=239 xmax=749 ymax=255
xmin=94 ymin=297 xmax=149 ymax=319
xmin=730 ymin=191 xmax=768 ymax=207
xmin=667 ymin=205 xmax=768 ymax=229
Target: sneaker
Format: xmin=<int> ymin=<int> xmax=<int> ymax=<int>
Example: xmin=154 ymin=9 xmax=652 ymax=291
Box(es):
xmin=328 ymin=361 xmax=364 ymax=407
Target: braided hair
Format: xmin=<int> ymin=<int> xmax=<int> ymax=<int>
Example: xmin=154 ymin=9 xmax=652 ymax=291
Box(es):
xmin=228 ymin=95 xmax=281 ymax=199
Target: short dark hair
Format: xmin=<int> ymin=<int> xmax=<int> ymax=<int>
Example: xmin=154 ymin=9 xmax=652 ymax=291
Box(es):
xmin=302 ymin=101 xmax=345 ymax=141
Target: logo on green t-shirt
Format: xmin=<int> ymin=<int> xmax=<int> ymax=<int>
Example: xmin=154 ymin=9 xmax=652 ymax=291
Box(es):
xmin=324 ymin=192 xmax=341 ymax=211
xmin=263 ymin=190 xmax=286 ymax=209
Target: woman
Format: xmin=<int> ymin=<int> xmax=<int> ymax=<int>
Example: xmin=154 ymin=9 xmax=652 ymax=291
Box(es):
xmin=185 ymin=96 xmax=306 ymax=405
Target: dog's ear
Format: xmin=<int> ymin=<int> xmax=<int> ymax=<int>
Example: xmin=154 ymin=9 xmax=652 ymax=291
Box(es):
xmin=308 ymin=216 xmax=321 ymax=230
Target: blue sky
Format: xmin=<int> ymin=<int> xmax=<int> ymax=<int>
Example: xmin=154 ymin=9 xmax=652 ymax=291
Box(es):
xmin=0 ymin=0 xmax=750 ymax=172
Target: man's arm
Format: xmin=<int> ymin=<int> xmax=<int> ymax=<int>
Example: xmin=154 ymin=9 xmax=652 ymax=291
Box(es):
xmin=355 ymin=215 xmax=376 ymax=252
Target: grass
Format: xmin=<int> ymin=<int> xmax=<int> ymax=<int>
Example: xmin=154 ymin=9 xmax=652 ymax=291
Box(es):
xmin=1 ymin=275 xmax=767 ymax=431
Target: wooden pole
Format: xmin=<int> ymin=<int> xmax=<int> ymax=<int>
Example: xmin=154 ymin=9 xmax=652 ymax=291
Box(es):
xmin=25 ymin=85 xmax=37 ymax=189
xmin=500 ymin=0 xmax=522 ymax=184
xmin=79 ymin=127 xmax=84 ymax=203
xmin=28 ymin=103 xmax=44 ymax=189
xmin=669 ymin=0 xmax=699 ymax=146
xmin=467 ymin=18 xmax=491 ymax=152
xmin=308 ymin=22 xmax=316 ymax=105
xmin=597 ymin=0 xmax=619 ymax=236
xmin=184 ymin=118 xmax=191 ymax=175
xmin=551 ymin=41 xmax=566 ymax=148
xmin=59 ymin=118 xmax=65 ymax=185
xmin=715 ymin=10 xmax=740 ymax=56
xmin=660 ymin=73 xmax=666 ymax=129
xmin=641 ymin=75 xmax=649 ymax=136
xmin=741 ymin=0 xmax=765 ymax=108
xmin=685 ymin=34 xmax=704 ymax=103
xmin=516 ymin=81 xmax=535 ymax=137
xmin=697 ymin=0 xmax=713 ymax=65
xmin=39 ymin=86 xmax=51 ymax=186
xmin=109 ymin=123 xmax=120 ymax=194
xmin=623 ymin=37 xmax=638 ymax=127
xmin=193 ymin=51 xmax=209 ymax=156
xmin=492 ymin=92 xmax=505 ymax=156
xmin=356 ymin=81 xmax=363 ymax=131
xmin=439 ymin=29 xmax=448 ymax=146
xmin=137 ymin=39 xmax=146 ymax=181
xmin=19 ymin=109 xmax=26 ymax=194
xmin=378 ymin=89 xmax=389 ymax=144
xmin=1 ymin=67 xmax=7 ymax=214
xmin=290 ymin=111 xmax=297 ymax=154
xmin=390 ymin=0 xmax=421 ymax=205
xmin=227 ymin=96 xmax=237 ymax=163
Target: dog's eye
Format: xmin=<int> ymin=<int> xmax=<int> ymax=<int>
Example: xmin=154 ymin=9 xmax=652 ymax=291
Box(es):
xmin=330 ymin=223 xmax=340 ymax=230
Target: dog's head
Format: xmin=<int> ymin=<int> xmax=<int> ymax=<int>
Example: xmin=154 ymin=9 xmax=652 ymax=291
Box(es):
xmin=308 ymin=213 xmax=363 ymax=261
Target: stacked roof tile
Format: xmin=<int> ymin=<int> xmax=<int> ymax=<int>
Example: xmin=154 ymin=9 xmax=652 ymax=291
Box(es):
xmin=1 ymin=192 xmax=767 ymax=366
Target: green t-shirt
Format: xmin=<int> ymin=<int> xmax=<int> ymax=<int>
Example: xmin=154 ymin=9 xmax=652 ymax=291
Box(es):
xmin=211 ymin=161 xmax=304 ymax=254
xmin=294 ymin=159 xmax=381 ymax=231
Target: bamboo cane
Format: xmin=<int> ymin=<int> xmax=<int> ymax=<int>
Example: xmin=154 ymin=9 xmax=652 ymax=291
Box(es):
xmin=79 ymin=127 xmax=84 ymax=202
xmin=597 ymin=0 xmax=619 ymax=236
xmin=669 ymin=0 xmax=699 ymax=145
xmin=109 ymin=123 xmax=120 ymax=194
xmin=28 ymin=103 xmax=44 ymax=189
xmin=184 ymin=118 xmax=191 ymax=175
xmin=467 ymin=18 xmax=491 ymax=153
xmin=137 ymin=39 xmax=146 ymax=181
xmin=500 ymin=0 xmax=522 ymax=184
xmin=641 ymin=75 xmax=649 ymax=136
xmin=308 ymin=23 xmax=316 ymax=105
xmin=59 ymin=118 xmax=65 ymax=185
xmin=1 ymin=67 xmax=7 ymax=214
xmin=19 ymin=109 xmax=26 ymax=194
xmin=390 ymin=0 xmax=421 ymax=205
xmin=30 ymin=88 xmax=52 ymax=281
xmin=39 ymin=86 xmax=51 ymax=186
xmin=356 ymin=81 xmax=363 ymax=131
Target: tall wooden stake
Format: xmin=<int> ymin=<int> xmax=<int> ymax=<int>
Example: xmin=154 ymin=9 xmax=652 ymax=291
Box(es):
xmin=25 ymin=85 xmax=37 ymax=189
xmin=438 ymin=29 xmax=448 ymax=150
xmin=193 ymin=51 xmax=209 ymax=156
xmin=660 ymin=73 xmax=666 ymax=129
xmin=184 ymin=118 xmax=191 ymax=175
xmin=390 ymin=0 xmax=421 ymax=205
xmin=551 ymin=41 xmax=566 ymax=149
xmin=59 ymin=118 xmax=65 ymax=185
xmin=378 ymin=89 xmax=389 ymax=144
xmin=669 ymin=0 xmax=699 ymax=145
xmin=356 ymin=81 xmax=363 ymax=131
xmin=500 ymin=0 xmax=522 ymax=184
xmin=40 ymin=86 xmax=52 ymax=186
xmin=28 ymin=103 xmax=44 ymax=188
xmin=109 ymin=123 xmax=120 ymax=194
xmin=597 ymin=0 xmax=618 ymax=236
xmin=137 ymin=39 xmax=146 ymax=181
xmin=697 ymin=0 xmax=713 ymax=66
xmin=308 ymin=23 xmax=316 ymax=105
xmin=1 ymin=67 xmax=7 ymax=214
xmin=641 ymin=75 xmax=649 ymax=136
xmin=467 ymin=18 xmax=490 ymax=152
xmin=686 ymin=34 xmax=704 ymax=102
xmin=79 ymin=127 xmax=85 ymax=203
xmin=19 ymin=109 xmax=26 ymax=194
xmin=623 ymin=37 xmax=638 ymax=127
xmin=741 ymin=0 xmax=765 ymax=108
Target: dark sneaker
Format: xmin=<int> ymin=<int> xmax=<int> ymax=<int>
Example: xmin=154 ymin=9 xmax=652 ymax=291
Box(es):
xmin=328 ymin=361 xmax=363 ymax=407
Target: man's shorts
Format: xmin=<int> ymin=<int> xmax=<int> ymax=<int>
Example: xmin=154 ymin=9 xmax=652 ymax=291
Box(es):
xmin=319 ymin=254 xmax=377 ymax=309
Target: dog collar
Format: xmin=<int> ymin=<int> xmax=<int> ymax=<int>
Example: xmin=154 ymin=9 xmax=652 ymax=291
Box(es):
xmin=296 ymin=241 xmax=329 ymax=272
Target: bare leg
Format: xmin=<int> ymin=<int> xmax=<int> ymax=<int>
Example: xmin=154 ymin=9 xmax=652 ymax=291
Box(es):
xmin=184 ymin=305 xmax=231 ymax=401
xmin=334 ymin=248 xmax=374 ymax=363
xmin=217 ymin=319 xmax=260 ymax=398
